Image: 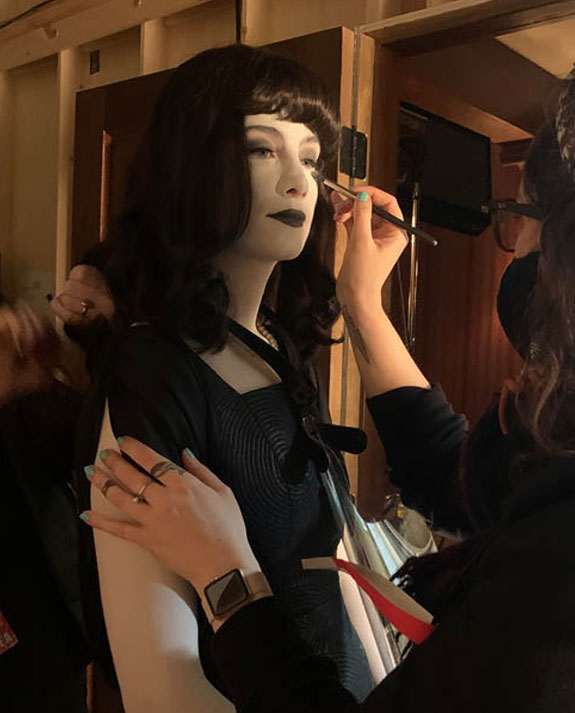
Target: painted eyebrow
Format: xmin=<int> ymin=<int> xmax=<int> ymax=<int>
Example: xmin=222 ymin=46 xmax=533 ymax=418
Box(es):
xmin=245 ymin=125 xmax=320 ymax=146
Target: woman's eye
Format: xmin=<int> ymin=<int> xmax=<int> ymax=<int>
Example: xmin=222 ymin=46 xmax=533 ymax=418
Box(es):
xmin=249 ymin=147 xmax=276 ymax=158
xmin=302 ymin=157 xmax=319 ymax=169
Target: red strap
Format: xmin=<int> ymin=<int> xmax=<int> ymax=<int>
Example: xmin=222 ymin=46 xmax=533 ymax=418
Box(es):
xmin=333 ymin=558 xmax=435 ymax=645
xmin=0 ymin=610 xmax=18 ymax=656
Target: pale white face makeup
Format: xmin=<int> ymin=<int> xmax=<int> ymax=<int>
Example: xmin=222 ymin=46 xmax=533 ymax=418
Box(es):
xmin=230 ymin=114 xmax=321 ymax=263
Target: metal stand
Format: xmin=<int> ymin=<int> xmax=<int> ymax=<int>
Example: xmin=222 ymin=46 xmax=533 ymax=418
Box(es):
xmin=407 ymin=183 xmax=421 ymax=355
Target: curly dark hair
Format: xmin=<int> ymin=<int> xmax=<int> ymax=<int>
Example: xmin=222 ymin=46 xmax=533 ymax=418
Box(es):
xmin=516 ymin=117 xmax=575 ymax=456
xmin=87 ymin=44 xmax=341 ymax=359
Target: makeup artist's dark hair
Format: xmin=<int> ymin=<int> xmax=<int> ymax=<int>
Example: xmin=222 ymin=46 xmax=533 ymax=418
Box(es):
xmin=514 ymin=118 xmax=575 ymax=456
xmin=87 ymin=44 xmax=340 ymax=358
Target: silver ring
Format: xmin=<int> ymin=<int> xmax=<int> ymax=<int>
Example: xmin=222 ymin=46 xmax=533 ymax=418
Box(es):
xmin=80 ymin=299 xmax=94 ymax=317
xmin=132 ymin=478 xmax=153 ymax=504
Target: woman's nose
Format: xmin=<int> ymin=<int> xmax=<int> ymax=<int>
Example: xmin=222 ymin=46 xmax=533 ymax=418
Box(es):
xmin=276 ymin=159 xmax=308 ymax=198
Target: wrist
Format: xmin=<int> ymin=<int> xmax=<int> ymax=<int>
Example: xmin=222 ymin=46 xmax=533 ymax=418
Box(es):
xmin=199 ymin=565 xmax=273 ymax=632
xmin=340 ymin=295 xmax=384 ymax=326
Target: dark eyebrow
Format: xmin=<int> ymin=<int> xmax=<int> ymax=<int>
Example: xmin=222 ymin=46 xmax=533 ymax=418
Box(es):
xmin=245 ymin=125 xmax=320 ymax=147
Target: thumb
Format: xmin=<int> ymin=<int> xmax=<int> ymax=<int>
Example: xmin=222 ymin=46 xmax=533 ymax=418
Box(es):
xmin=351 ymin=191 xmax=373 ymax=246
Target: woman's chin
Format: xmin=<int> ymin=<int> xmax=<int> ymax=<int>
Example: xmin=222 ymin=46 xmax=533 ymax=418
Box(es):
xmin=271 ymin=236 xmax=309 ymax=263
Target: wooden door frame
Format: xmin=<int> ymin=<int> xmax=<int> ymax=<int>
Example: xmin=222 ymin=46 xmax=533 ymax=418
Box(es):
xmin=354 ymin=0 xmax=575 ymax=515
xmin=359 ymin=0 xmax=575 ymax=55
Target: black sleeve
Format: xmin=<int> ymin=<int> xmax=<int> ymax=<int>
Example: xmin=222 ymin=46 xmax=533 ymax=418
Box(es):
xmin=366 ymin=384 xmax=471 ymax=535
xmin=75 ymin=328 xmax=210 ymax=683
xmin=85 ymin=327 xmax=209 ymax=466
xmin=211 ymin=598 xmax=363 ymax=713
xmin=212 ymin=518 xmax=573 ymax=713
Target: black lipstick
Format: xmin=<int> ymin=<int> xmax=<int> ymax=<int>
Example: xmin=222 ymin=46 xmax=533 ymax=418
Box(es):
xmin=267 ymin=209 xmax=306 ymax=228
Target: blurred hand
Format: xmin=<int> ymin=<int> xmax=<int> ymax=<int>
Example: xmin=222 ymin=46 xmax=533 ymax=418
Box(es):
xmin=83 ymin=438 xmax=260 ymax=594
xmin=51 ymin=264 xmax=115 ymax=327
xmin=333 ymin=187 xmax=408 ymax=311
xmin=0 ymin=303 xmax=58 ymax=405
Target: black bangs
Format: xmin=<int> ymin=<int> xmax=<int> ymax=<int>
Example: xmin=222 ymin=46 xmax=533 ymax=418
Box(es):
xmin=240 ymin=51 xmax=340 ymax=164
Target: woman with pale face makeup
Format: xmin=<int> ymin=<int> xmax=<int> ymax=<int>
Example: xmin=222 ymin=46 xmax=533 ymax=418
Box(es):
xmin=73 ymin=45 xmax=373 ymax=712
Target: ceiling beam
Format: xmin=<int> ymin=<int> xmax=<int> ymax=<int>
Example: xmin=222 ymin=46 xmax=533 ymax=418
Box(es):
xmin=0 ymin=0 xmax=212 ymax=71
xmin=401 ymin=37 xmax=558 ymax=134
xmin=360 ymin=0 xmax=575 ymax=55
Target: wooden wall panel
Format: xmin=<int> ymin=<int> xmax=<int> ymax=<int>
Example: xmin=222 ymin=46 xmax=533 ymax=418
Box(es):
xmin=0 ymin=70 xmax=13 ymax=298
xmin=400 ymin=38 xmax=557 ymax=135
xmin=164 ymin=0 xmax=235 ymax=69
xmin=357 ymin=43 xmax=401 ymax=519
xmin=413 ymin=148 xmax=523 ymax=427
xmin=6 ymin=57 xmax=58 ymax=309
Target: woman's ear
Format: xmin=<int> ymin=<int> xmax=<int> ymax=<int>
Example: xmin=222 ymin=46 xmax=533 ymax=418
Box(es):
xmin=498 ymin=377 xmax=518 ymax=436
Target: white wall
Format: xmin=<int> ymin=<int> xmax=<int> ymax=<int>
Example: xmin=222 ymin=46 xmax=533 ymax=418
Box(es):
xmin=5 ymin=57 xmax=58 ymax=310
xmin=165 ymin=0 xmax=235 ymax=68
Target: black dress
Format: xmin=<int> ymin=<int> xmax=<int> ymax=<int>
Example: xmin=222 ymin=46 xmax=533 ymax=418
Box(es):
xmin=77 ymin=325 xmax=372 ymax=701
xmin=208 ymin=385 xmax=575 ymax=713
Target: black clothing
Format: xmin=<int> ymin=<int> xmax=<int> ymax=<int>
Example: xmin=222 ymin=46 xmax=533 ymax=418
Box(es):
xmin=497 ymin=251 xmax=539 ymax=359
xmin=77 ymin=326 xmax=372 ymax=701
xmin=0 ymin=384 xmax=88 ymax=713
xmin=209 ymin=384 xmax=575 ymax=712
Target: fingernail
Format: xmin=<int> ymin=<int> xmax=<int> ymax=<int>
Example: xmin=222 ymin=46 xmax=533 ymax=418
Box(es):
xmin=356 ymin=191 xmax=369 ymax=202
xmin=99 ymin=449 xmax=109 ymax=461
xmin=84 ymin=465 xmax=95 ymax=480
xmin=185 ymin=447 xmax=196 ymax=459
xmin=117 ymin=437 xmax=125 ymax=445
xmin=79 ymin=512 xmax=90 ymax=524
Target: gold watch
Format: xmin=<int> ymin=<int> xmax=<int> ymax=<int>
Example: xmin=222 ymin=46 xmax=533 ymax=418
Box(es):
xmin=201 ymin=569 xmax=272 ymax=626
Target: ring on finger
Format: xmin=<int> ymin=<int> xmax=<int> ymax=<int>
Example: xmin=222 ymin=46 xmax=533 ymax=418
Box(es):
xmin=150 ymin=460 xmax=186 ymax=479
xmin=80 ymin=299 xmax=95 ymax=317
xmin=132 ymin=478 xmax=153 ymax=504
xmin=102 ymin=479 xmax=117 ymax=498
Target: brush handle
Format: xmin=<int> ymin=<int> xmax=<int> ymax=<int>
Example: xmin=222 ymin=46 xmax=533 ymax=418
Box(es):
xmin=323 ymin=177 xmax=438 ymax=248
xmin=372 ymin=205 xmax=438 ymax=248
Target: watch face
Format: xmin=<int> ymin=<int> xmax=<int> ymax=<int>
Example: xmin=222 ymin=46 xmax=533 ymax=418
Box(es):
xmin=205 ymin=569 xmax=249 ymax=617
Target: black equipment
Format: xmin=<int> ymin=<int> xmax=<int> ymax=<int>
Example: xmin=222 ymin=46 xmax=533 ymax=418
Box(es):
xmin=398 ymin=103 xmax=492 ymax=236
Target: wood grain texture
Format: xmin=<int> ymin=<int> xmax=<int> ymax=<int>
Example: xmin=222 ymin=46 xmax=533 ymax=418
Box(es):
xmin=361 ymin=0 xmax=575 ymax=56
xmin=400 ymin=37 xmax=557 ymax=135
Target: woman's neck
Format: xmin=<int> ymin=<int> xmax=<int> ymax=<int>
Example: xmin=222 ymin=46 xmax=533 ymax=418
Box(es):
xmin=213 ymin=252 xmax=275 ymax=335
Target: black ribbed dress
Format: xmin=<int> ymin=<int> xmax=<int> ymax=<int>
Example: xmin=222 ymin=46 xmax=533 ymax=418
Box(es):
xmin=77 ymin=325 xmax=373 ymax=702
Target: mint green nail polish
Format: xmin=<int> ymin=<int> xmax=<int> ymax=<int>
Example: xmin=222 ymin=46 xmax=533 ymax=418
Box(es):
xmin=99 ymin=449 xmax=109 ymax=461
xmin=117 ymin=436 xmax=125 ymax=445
xmin=357 ymin=191 xmax=369 ymax=202
xmin=84 ymin=465 xmax=95 ymax=480
xmin=79 ymin=512 xmax=90 ymax=524
xmin=185 ymin=447 xmax=196 ymax=459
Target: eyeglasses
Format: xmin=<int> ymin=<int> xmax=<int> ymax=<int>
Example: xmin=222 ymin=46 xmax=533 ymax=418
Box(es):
xmin=481 ymin=199 xmax=543 ymax=253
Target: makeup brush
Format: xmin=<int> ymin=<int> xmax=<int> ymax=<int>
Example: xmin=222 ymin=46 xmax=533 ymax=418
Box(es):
xmin=313 ymin=171 xmax=439 ymax=248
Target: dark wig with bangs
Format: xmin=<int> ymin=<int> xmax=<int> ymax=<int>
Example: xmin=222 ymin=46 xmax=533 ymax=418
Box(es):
xmin=89 ymin=44 xmax=341 ymax=358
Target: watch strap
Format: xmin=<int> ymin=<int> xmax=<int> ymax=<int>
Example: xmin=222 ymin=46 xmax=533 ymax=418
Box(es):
xmin=201 ymin=569 xmax=272 ymax=626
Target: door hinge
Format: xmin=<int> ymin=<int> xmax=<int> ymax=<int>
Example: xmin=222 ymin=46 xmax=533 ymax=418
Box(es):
xmin=340 ymin=126 xmax=367 ymax=180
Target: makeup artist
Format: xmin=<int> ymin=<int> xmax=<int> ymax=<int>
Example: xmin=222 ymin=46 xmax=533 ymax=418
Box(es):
xmin=80 ymin=70 xmax=575 ymax=711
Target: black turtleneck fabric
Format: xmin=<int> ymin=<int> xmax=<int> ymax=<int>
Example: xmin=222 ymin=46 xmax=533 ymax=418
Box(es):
xmin=209 ymin=384 xmax=575 ymax=713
